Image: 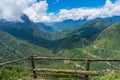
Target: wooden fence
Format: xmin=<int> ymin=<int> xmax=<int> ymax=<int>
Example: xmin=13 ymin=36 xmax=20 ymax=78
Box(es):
xmin=1 ymin=56 xmax=120 ymax=80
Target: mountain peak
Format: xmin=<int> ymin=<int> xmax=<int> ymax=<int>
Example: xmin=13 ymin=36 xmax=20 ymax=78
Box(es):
xmin=21 ymin=14 xmax=31 ymax=22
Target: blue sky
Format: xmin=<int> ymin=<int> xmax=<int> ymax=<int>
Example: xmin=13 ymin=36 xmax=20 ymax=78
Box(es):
xmin=46 ymin=0 xmax=116 ymax=12
xmin=0 ymin=0 xmax=120 ymax=22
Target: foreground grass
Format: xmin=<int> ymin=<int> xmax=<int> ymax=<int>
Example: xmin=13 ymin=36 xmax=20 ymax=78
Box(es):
xmin=0 ymin=66 xmax=30 ymax=80
xmin=92 ymin=72 xmax=120 ymax=80
xmin=0 ymin=66 xmax=120 ymax=80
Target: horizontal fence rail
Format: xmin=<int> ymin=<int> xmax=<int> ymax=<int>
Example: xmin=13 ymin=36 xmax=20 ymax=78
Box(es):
xmin=0 ymin=57 xmax=29 ymax=66
xmin=1 ymin=56 xmax=120 ymax=66
xmin=34 ymin=57 xmax=120 ymax=61
xmin=34 ymin=57 xmax=87 ymax=61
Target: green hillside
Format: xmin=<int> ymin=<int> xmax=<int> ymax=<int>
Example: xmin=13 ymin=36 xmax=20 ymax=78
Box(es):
xmin=83 ymin=23 xmax=120 ymax=58
xmin=0 ymin=31 xmax=54 ymax=62
xmin=95 ymin=23 xmax=120 ymax=50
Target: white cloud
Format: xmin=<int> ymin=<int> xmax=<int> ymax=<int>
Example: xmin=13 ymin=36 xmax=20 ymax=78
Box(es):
xmin=54 ymin=0 xmax=120 ymax=21
xmin=23 ymin=1 xmax=51 ymax=22
xmin=0 ymin=0 xmax=36 ymax=21
xmin=0 ymin=0 xmax=120 ymax=22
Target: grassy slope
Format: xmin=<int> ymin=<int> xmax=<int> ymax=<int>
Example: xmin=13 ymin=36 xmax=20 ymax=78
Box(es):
xmin=83 ymin=23 xmax=120 ymax=58
xmin=95 ymin=23 xmax=120 ymax=50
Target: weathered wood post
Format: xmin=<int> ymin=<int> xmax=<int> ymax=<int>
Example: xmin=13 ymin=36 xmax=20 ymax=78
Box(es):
xmin=84 ymin=59 xmax=90 ymax=80
xmin=29 ymin=56 xmax=37 ymax=78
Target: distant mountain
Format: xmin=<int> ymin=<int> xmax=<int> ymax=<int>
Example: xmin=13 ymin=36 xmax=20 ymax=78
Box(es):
xmin=45 ymin=19 xmax=87 ymax=31
xmin=46 ymin=16 xmax=114 ymax=40
xmin=45 ymin=16 xmax=120 ymax=31
xmin=36 ymin=22 xmax=54 ymax=33
xmin=57 ymin=20 xmax=110 ymax=49
xmin=82 ymin=18 xmax=111 ymax=29
xmin=104 ymin=16 xmax=120 ymax=23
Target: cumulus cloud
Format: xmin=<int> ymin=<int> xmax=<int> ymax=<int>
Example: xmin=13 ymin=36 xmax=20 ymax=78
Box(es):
xmin=23 ymin=0 xmax=51 ymax=22
xmin=0 ymin=0 xmax=36 ymax=21
xmin=55 ymin=0 xmax=120 ymax=21
xmin=0 ymin=0 xmax=120 ymax=22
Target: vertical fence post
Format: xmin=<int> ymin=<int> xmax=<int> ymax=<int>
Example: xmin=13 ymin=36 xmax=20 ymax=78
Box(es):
xmin=30 ymin=56 xmax=37 ymax=78
xmin=84 ymin=59 xmax=90 ymax=80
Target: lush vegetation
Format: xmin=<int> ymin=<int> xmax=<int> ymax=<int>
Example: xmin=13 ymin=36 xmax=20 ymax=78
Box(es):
xmin=0 ymin=66 xmax=29 ymax=80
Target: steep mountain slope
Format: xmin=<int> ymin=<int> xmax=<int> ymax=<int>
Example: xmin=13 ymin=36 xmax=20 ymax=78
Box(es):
xmin=36 ymin=22 xmax=54 ymax=33
xmin=0 ymin=31 xmax=54 ymax=62
xmin=95 ymin=23 xmax=120 ymax=50
xmin=84 ymin=23 xmax=120 ymax=58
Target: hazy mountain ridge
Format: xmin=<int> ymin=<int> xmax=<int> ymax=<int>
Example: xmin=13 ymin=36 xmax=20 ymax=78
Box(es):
xmin=45 ymin=19 xmax=88 ymax=31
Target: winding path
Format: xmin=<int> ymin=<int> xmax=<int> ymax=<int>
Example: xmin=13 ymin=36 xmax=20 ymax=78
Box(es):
xmin=93 ymin=45 xmax=120 ymax=53
xmin=83 ymin=49 xmax=100 ymax=58
xmin=83 ymin=47 xmax=120 ymax=70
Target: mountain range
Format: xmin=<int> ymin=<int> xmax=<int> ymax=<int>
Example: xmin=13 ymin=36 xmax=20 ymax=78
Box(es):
xmin=0 ymin=14 xmax=120 ymax=63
